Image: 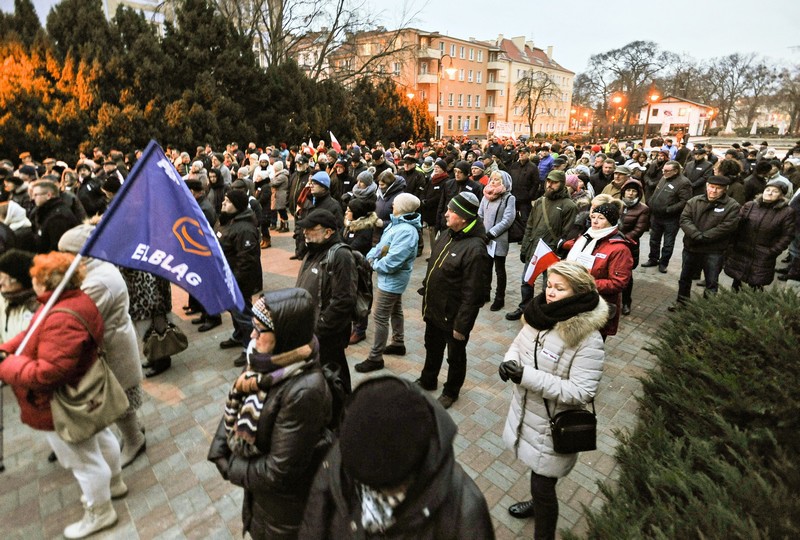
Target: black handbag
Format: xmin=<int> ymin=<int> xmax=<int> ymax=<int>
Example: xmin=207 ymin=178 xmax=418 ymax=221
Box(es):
xmin=534 ymin=335 xmax=597 ymax=454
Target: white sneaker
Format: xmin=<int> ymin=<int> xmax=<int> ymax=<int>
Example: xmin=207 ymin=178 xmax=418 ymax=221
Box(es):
xmin=63 ymin=500 xmax=117 ymax=539
xmin=79 ymin=476 xmax=128 ymax=505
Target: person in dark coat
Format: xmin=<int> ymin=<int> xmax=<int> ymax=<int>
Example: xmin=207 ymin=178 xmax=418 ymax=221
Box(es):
xmin=508 ymin=146 xmax=540 ymax=226
xmin=420 ymin=159 xmax=449 ymax=248
xmin=618 ymin=179 xmax=650 ymax=315
xmin=295 ymin=209 xmax=357 ymax=392
xmin=589 ymin=158 xmax=615 ymax=195
xmin=343 ymin=197 xmax=380 ymax=345
xmin=642 ymin=150 xmax=669 ymax=201
xmin=217 ymin=190 xmax=263 ymax=366
xmin=724 ymin=180 xmax=795 ymax=289
xmin=417 ymin=192 xmax=491 ymax=409
xmin=208 ymin=288 xmax=332 ymax=540
xmin=306 ymin=171 xmax=344 ymax=229
xmin=641 ymin=161 xmax=692 ymax=273
xmin=684 ymin=147 xmax=714 ymax=196
xmin=299 ymin=376 xmax=494 ymax=539
xmin=30 ymin=180 xmax=80 ymax=254
xmin=435 ymin=160 xmax=483 ymax=232
xmin=743 ymin=160 xmax=772 ymax=202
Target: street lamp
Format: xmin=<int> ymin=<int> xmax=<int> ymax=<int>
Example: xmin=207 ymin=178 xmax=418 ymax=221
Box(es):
xmin=435 ymin=54 xmax=457 ymax=139
xmin=641 ymin=85 xmax=660 ymax=148
xmin=611 ymin=94 xmax=623 ymax=137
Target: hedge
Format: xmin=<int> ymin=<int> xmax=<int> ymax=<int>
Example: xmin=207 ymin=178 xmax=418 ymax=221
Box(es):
xmin=568 ymin=289 xmax=800 ymax=539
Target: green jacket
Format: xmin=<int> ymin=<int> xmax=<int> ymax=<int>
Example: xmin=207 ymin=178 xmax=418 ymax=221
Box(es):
xmin=521 ymin=187 xmax=577 ymax=262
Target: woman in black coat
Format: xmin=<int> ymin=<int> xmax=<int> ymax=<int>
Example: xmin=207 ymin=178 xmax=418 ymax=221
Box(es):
xmin=724 ymin=181 xmax=795 ymax=290
xmin=208 ymin=288 xmax=332 ymax=540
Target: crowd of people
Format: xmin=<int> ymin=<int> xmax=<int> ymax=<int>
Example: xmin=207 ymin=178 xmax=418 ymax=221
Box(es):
xmin=1 ymin=132 xmax=799 ymax=539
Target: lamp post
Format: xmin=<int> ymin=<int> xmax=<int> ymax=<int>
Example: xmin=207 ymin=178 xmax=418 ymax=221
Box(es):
xmin=611 ymin=94 xmax=623 ymax=138
xmin=435 ymin=54 xmax=457 ymax=139
xmin=641 ymin=85 xmax=660 ymax=148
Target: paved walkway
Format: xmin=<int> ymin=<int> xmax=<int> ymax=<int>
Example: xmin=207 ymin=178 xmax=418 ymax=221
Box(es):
xmin=2 ymin=229 xmax=796 ymax=539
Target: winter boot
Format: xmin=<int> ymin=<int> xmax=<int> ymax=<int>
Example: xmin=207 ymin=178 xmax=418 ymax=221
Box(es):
xmin=63 ymin=500 xmax=118 ymax=539
xmin=117 ymin=411 xmax=146 ymax=468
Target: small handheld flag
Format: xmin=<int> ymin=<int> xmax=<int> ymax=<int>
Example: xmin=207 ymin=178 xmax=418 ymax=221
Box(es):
xmin=524 ymin=239 xmax=560 ymax=285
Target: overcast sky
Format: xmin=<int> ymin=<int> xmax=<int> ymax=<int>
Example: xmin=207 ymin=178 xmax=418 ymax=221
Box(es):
xmin=9 ymin=0 xmax=800 ymax=74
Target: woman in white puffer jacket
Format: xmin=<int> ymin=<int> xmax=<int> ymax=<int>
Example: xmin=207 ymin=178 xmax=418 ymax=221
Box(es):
xmin=498 ymin=260 xmax=607 ymax=540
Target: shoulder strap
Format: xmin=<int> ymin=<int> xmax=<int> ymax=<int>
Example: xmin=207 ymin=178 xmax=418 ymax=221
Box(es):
xmin=540 ymin=197 xmax=560 ymax=241
xmin=50 ymin=307 xmax=100 ymax=348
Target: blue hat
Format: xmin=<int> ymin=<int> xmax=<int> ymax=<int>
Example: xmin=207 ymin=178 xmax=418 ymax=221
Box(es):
xmin=311 ymin=171 xmax=331 ymax=189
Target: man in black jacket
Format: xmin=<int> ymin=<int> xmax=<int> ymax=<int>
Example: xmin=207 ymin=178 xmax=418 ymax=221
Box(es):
xmin=295 ymin=209 xmax=357 ymax=392
xmin=30 ymin=180 xmax=79 ymax=254
xmin=508 ymin=146 xmax=540 ymax=226
xmin=435 ymin=160 xmax=483 ymax=232
xmin=300 ymin=376 xmax=493 ymax=538
xmin=417 ymin=192 xmax=491 ymax=409
xmin=642 ymin=161 xmax=692 ymax=273
xmin=217 ymin=190 xmax=263 ymax=365
xmin=684 ymin=147 xmax=715 ymax=196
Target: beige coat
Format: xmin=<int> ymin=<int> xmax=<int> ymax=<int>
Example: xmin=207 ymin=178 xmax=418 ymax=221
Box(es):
xmin=81 ymin=258 xmax=143 ymax=390
xmin=503 ymin=298 xmax=607 ymax=478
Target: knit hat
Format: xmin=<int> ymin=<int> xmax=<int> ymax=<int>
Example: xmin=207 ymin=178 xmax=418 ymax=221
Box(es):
xmin=58 ymin=223 xmax=96 ymax=254
xmin=546 ymin=170 xmax=566 ymax=184
xmin=192 ymin=160 xmax=204 ymax=170
xmin=448 ymin=191 xmax=480 ymax=221
xmin=565 ymin=174 xmax=581 ymax=191
xmin=347 ymin=198 xmax=375 ymax=220
xmin=765 ymin=178 xmax=788 ymax=195
xmin=251 ymin=296 xmax=275 ymax=333
xmin=434 ymin=158 xmax=448 ymax=171
xmin=393 ymin=193 xmax=420 ymax=215
xmin=258 ymin=153 xmax=269 ymax=162
xmin=454 ymin=160 xmax=471 ymax=176
xmin=311 ymin=171 xmax=331 ymax=189
xmin=0 ymin=249 xmax=35 ymax=289
xmin=471 ymin=161 xmax=485 ymax=171
xmin=339 ymin=377 xmax=434 ymax=488
xmin=592 ymin=202 xmax=620 ymax=225
xmin=225 ymin=190 xmax=249 ymax=212
xmin=423 ymin=156 xmax=434 ymax=166
xmin=356 ymin=169 xmax=374 ymax=186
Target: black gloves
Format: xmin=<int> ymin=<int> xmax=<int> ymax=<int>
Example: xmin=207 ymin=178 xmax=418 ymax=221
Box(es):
xmin=486 ymin=231 xmax=496 ymax=240
xmin=498 ymin=361 xmax=523 ymax=384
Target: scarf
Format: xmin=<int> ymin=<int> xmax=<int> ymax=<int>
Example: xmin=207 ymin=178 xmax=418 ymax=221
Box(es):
xmin=430 ymin=171 xmax=449 ymax=186
xmin=622 ymin=197 xmax=639 ymax=208
xmin=523 ymin=290 xmax=600 ymax=330
xmin=357 ymin=481 xmax=407 ymax=534
xmin=352 ymin=182 xmax=377 ymax=200
xmin=566 ymin=225 xmax=617 ymax=263
xmin=224 ymin=339 xmax=317 ymax=457
xmin=482 ymin=181 xmax=506 ymax=201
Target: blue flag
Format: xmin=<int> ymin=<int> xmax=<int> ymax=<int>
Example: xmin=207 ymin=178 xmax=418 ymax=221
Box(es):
xmin=81 ymin=140 xmax=245 ymax=314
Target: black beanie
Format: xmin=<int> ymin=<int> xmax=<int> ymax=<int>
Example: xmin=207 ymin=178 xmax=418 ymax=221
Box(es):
xmin=339 ymin=378 xmax=434 ymax=488
xmin=225 ymin=190 xmax=249 ymax=213
xmin=455 ymin=160 xmax=471 ymax=176
xmin=347 ymin=197 xmax=375 ymax=220
xmin=0 ymin=249 xmax=35 ymax=289
xmin=592 ymin=202 xmax=620 ymax=225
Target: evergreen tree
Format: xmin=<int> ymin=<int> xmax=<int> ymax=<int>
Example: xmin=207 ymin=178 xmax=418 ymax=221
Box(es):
xmin=9 ymin=0 xmax=43 ymax=48
xmin=46 ymin=0 xmax=112 ymax=62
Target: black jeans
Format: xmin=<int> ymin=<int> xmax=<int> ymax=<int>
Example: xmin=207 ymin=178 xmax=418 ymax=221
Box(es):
xmin=647 ymin=215 xmax=680 ymax=265
xmin=420 ymin=322 xmax=468 ymax=398
xmin=319 ymin=327 xmax=352 ymax=393
xmin=490 ymin=255 xmax=507 ymax=300
xmin=531 ymin=472 xmax=559 ymax=540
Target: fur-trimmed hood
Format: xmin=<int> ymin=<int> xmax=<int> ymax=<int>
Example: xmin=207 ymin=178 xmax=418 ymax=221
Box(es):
xmin=345 ymin=212 xmax=381 ymax=232
xmin=552 ymin=296 xmax=609 ymax=349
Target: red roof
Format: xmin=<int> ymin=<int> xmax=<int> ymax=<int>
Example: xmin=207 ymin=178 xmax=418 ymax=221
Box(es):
xmin=495 ymin=39 xmax=573 ymax=74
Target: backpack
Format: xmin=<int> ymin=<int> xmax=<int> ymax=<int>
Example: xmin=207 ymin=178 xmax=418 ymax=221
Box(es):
xmin=324 ymin=242 xmax=373 ymax=320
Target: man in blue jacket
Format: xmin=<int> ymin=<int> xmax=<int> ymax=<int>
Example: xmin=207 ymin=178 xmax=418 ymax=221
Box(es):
xmin=355 ymin=193 xmax=422 ymax=373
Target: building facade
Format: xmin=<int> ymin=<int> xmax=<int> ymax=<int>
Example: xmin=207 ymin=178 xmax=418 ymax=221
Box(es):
xmin=636 ymin=96 xmax=716 ymax=137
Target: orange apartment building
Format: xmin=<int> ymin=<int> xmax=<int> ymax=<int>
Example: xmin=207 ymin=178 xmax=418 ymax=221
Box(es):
xmin=317 ymin=28 xmax=574 ymax=139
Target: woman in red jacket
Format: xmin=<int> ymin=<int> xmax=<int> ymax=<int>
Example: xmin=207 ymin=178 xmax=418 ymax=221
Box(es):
xmin=0 ymin=252 xmax=124 ymax=539
xmin=564 ymin=198 xmax=633 ymax=338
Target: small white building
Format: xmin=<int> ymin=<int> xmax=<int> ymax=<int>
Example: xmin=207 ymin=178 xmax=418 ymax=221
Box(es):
xmin=637 ymin=95 xmax=715 ymax=137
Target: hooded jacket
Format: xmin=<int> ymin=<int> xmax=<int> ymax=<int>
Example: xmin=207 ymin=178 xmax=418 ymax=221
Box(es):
xmin=420 ymin=219 xmax=491 ymax=335
xmin=503 ymin=298 xmax=607 ymax=478
xmin=367 ymin=212 xmax=422 ymax=294
xmin=343 ymin=212 xmax=380 ymax=256
xmin=208 ymin=289 xmax=332 ymax=540
xmin=299 ymin=380 xmax=494 ymax=539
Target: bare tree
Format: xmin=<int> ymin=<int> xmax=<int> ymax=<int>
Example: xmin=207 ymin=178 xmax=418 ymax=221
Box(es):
xmin=776 ymin=66 xmax=800 ymax=133
xmin=702 ymin=53 xmax=756 ymax=128
xmin=514 ymin=69 xmax=559 ymax=136
xmin=213 ymin=0 xmax=420 ymax=83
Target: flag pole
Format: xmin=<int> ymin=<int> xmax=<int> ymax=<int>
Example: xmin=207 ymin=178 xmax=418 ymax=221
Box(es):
xmin=0 ymin=253 xmax=84 ymax=473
